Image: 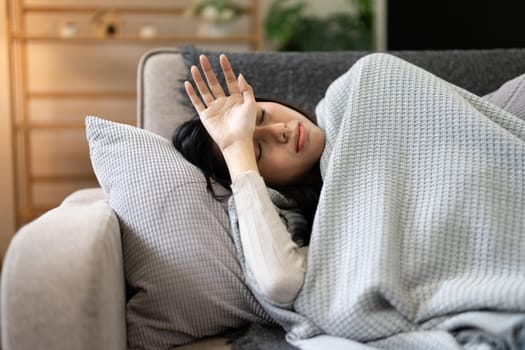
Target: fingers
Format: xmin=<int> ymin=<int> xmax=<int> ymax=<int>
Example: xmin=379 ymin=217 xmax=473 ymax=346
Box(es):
xmin=190 ymin=65 xmax=216 ymax=107
xmin=238 ymin=73 xmax=255 ymax=103
xmin=220 ymin=54 xmax=241 ymax=95
xmin=186 ymin=54 xmax=249 ymax=113
xmin=184 ymin=81 xmax=206 ymax=114
xmin=199 ymin=55 xmax=225 ymax=98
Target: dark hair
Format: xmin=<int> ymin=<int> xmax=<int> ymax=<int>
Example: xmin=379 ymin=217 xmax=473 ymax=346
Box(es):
xmin=172 ymin=99 xmax=322 ymax=238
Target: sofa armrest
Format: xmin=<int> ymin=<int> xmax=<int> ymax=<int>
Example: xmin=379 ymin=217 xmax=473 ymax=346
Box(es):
xmin=1 ymin=188 xmax=126 ymax=350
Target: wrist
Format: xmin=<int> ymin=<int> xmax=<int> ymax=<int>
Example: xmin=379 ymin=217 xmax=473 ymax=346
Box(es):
xmin=222 ymin=141 xmax=259 ymax=180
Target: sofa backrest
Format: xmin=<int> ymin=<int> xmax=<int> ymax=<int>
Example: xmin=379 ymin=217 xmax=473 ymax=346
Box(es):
xmin=137 ymin=46 xmax=525 ymax=139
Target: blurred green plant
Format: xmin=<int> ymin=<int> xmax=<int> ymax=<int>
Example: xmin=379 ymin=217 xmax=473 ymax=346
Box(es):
xmin=265 ymin=0 xmax=373 ymax=51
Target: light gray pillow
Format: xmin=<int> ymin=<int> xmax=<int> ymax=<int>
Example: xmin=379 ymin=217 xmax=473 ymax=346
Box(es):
xmin=483 ymin=73 xmax=525 ymax=121
xmin=85 ymin=116 xmax=271 ymax=349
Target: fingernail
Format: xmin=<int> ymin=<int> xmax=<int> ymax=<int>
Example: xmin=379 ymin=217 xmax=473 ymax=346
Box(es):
xmin=238 ymin=74 xmax=245 ymax=87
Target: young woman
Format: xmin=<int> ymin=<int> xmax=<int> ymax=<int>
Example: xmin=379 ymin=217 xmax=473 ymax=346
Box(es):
xmin=172 ymin=54 xmax=325 ymax=304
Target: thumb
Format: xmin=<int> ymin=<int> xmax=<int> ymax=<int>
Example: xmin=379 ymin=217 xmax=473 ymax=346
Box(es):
xmin=238 ymin=74 xmax=255 ymax=102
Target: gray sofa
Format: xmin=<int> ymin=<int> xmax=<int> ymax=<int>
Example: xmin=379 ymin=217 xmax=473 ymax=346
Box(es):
xmin=2 ymin=46 xmax=525 ymax=350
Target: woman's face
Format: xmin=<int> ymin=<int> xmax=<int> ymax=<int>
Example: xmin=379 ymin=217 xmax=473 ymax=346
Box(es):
xmin=252 ymin=102 xmax=325 ymax=185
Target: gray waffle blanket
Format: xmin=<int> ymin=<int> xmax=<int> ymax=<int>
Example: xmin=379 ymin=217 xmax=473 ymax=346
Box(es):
xmin=231 ymin=53 xmax=525 ymax=349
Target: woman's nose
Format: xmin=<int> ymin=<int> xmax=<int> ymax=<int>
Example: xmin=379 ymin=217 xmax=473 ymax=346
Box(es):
xmin=254 ymin=123 xmax=289 ymax=143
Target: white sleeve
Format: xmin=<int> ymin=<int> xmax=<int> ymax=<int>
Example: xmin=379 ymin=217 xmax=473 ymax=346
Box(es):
xmin=231 ymin=170 xmax=308 ymax=304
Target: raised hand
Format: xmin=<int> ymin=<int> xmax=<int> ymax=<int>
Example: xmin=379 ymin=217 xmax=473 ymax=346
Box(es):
xmin=185 ymin=54 xmax=258 ymax=153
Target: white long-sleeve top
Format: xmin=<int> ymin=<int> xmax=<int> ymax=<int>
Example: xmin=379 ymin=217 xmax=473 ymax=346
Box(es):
xmin=231 ymin=170 xmax=308 ymax=305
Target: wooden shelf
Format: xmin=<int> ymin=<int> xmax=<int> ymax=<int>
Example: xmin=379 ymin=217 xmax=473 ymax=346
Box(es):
xmin=8 ymin=0 xmax=261 ymax=228
xmin=22 ymin=5 xmax=187 ymax=14
xmin=16 ymin=123 xmax=94 ymax=130
xmin=31 ymin=174 xmax=97 ymax=182
xmin=13 ymin=34 xmax=258 ymax=44
xmin=15 ymin=121 xmax=134 ymax=129
xmin=28 ymin=91 xmax=136 ymax=98
xmin=21 ymin=4 xmax=257 ymax=14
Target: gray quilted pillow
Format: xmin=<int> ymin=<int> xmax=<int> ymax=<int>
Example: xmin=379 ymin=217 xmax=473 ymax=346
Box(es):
xmin=483 ymin=73 xmax=525 ymax=121
xmin=85 ymin=116 xmax=271 ymax=349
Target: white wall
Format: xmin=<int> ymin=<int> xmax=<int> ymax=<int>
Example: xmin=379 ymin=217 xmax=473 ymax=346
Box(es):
xmin=374 ymin=0 xmax=386 ymax=50
xmin=0 ymin=0 xmax=16 ymax=258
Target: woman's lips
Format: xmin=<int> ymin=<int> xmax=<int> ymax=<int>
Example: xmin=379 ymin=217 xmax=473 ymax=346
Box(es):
xmin=296 ymin=123 xmax=305 ymax=153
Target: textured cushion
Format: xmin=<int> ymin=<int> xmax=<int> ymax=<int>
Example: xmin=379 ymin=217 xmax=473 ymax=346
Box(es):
xmin=85 ymin=116 xmax=270 ymax=349
xmin=138 ymin=47 xmax=525 ymax=140
xmin=186 ymin=47 xmax=525 ymax=111
xmin=483 ymin=73 xmax=525 ymax=120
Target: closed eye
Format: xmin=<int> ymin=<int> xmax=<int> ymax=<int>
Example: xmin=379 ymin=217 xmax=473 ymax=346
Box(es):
xmin=256 ymin=108 xmax=266 ymax=125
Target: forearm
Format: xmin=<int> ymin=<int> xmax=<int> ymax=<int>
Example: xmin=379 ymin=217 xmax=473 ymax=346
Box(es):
xmin=231 ymin=171 xmax=307 ymax=305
